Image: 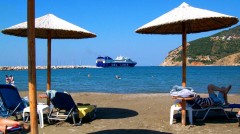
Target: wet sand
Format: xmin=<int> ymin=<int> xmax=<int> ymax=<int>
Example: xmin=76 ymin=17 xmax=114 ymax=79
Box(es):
xmin=19 ymin=92 xmax=240 ymax=134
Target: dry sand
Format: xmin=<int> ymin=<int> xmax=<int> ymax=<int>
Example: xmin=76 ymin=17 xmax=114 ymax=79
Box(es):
xmin=19 ymin=91 xmax=240 ymax=134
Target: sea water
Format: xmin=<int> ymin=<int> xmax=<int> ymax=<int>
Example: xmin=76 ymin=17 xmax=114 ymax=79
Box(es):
xmin=0 ymin=66 xmax=239 ymax=94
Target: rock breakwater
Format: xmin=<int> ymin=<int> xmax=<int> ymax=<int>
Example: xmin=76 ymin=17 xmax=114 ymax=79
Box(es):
xmin=0 ymin=65 xmax=100 ymax=71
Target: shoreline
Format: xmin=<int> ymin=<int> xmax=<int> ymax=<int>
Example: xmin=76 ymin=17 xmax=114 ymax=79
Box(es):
xmin=1 ymin=65 xmax=240 ymax=71
xmin=19 ymin=90 xmax=240 ymax=95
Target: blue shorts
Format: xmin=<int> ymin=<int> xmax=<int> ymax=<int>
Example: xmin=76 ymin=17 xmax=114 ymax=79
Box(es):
xmin=209 ymin=92 xmax=225 ymax=106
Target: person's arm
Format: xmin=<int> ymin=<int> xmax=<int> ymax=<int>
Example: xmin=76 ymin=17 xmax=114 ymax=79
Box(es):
xmin=38 ymin=94 xmax=48 ymax=98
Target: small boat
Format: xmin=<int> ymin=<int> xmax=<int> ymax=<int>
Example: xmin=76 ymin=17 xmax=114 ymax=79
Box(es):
xmin=96 ymin=56 xmax=137 ymax=67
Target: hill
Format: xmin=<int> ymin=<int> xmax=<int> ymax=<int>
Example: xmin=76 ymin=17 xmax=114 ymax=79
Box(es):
xmin=161 ymin=25 xmax=240 ymax=66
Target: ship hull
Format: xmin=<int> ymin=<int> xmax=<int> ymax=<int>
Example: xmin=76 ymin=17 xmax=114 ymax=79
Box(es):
xmin=96 ymin=56 xmax=137 ymax=67
xmin=96 ymin=62 xmax=137 ymax=67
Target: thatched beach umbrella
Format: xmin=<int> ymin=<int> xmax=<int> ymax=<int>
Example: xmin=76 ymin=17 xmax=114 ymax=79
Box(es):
xmin=136 ymin=2 xmax=238 ymax=125
xmin=136 ymin=2 xmax=238 ymax=87
xmin=2 ymin=13 xmax=96 ymax=103
xmin=2 ymin=14 xmax=96 ymax=39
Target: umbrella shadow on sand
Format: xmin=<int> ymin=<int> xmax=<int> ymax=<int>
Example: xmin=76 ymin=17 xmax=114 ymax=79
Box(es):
xmin=88 ymin=129 xmax=171 ymax=134
xmin=96 ymin=107 xmax=138 ymax=119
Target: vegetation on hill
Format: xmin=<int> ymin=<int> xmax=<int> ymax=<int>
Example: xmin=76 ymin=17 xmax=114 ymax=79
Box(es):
xmin=174 ymin=25 xmax=240 ymax=65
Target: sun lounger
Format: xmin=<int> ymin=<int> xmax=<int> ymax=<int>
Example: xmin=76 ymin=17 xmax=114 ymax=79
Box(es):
xmin=186 ymin=102 xmax=240 ymax=124
xmin=48 ymin=91 xmax=97 ymax=125
xmin=0 ymin=84 xmax=26 ymax=119
xmin=223 ymin=104 xmax=240 ymax=112
xmin=170 ymin=101 xmax=236 ymax=125
xmin=188 ymin=105 xmax=230 ymax=123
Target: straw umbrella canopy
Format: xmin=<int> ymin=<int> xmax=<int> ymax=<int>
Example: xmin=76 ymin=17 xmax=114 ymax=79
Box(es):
xmin=2 ymin=14 xmax=96 ymax=103
xmin=136 ymin=2 xmax=238 ymax=126
xmin=136 ymin=2 xmax=238 ymax=87
xmin=2 ymin=14 xmax=96 ymax=39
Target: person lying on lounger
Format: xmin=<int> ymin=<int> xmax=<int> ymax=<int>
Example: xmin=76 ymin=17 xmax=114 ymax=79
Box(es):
xmin=193 ymin=84 xmax=232 ymax=108
xmin=0 ymin=118 xmax=30 ymax=134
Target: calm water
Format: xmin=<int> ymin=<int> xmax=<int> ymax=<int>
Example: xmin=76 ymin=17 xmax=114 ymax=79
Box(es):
xmin=0 ymin=66 xmax=240 ymax=94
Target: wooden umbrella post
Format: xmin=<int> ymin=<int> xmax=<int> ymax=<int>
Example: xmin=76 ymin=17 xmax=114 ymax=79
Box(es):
xmin=47 ymin=31 xmax=51 ymax=105
xmin=181 ymin=22 xmax=187 ymax=126
xmin=182 ymin=22 xmax=187 ymax=87
xmin=27 ymin=0 xmax=38 ymax=133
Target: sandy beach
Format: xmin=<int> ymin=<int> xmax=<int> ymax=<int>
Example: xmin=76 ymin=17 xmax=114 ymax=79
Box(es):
xmin=18 ymin=91 xmax=240 ymax=134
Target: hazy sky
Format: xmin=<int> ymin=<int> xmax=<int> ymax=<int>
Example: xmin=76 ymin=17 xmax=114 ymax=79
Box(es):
xmin=0 ymin=0 xmax=239 ymax=66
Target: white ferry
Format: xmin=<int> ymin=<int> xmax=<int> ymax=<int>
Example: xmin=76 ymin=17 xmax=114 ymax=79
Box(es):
xmin=96 ymin=56 xmax=137 ymax=67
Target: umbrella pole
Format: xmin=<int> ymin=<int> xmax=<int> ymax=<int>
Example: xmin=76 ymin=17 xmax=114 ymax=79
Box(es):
xmin=182 ymin=22 xmax=187 ymax=87
xmin=27 ymin=0 xmax=38 ymax=133
xmin=181 ymin=22 xmax=187 ymax=126
xmin=47 ymin=31 xmax=51 ymax=105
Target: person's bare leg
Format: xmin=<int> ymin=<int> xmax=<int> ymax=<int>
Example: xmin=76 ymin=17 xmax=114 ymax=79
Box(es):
xmin=225 ymin=85 xmax=232 ymax=94
xmin=0 ymin=125 xmax=7 ymax=134
xmin=208 ymin=84 xmax=228 ymax=93
xmin=208 ymin=84 xmax=232 ymax=105
xmin=223 ymin=85 xmax=232 ymax=105
xmin=0 ymin=119 xmax=30 ymax=130
xmin=0 ymin=118 xmax=19 ymax=126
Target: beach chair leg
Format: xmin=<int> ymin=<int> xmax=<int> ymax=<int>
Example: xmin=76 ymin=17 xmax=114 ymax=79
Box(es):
xmin=74 ymin=118 xmax=82 ymax=126
xmin=72 ymin=112 xmax=82 ymax=126
xmin=187 ymin=108 xmax=193 ymax=125
xmin=199 ymin=109 xmax=211 ymax=121
xmin=23 ymin=112 xmax=29 ymax=122
xmin=170 ymin=105 xmax=181 ymax=125
xmin=170 ymin=105 xmax=174 ymax=125
xmin=222 ymin=109 xmax=230 ymax=120
xmin=39 ymin=109 xmax=44 ymax=128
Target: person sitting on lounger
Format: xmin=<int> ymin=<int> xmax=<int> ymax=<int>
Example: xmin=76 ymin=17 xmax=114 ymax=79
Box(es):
xmin=9 ymin=75 xmax=15 ymax=86
xmin=193 ymin=84 xmax=232 ymax=108
xmin=5 ymin=75 xmax=10 ymax=84
xmin=0 ymin=118 xmax=30 ymax=134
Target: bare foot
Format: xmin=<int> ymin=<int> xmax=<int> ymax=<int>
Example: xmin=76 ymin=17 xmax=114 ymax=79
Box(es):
xmin=225 ymin=85 xmax=232 ymax=94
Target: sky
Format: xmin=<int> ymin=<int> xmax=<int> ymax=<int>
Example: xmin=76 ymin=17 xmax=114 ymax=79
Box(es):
xmin=0 ymin=0 xmax=239 ymax=66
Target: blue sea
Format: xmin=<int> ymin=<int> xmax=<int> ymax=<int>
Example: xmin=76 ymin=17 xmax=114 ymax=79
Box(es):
xmin=0 ymin=66 xmax=240 ymax=94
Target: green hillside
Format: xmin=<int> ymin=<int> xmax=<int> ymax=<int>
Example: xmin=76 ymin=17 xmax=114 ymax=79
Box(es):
xmin=174 ymin=25 xmax=240 ymax=64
